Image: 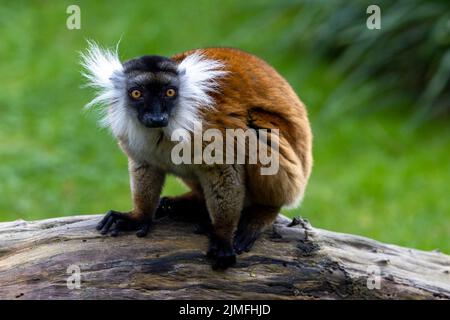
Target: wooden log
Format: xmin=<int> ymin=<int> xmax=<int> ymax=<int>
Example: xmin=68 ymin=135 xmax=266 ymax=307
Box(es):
xmin=0 ymin=214 xmax=448 ymax=300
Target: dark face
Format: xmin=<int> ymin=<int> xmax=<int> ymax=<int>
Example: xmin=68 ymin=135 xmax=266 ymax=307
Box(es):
xmin=123 ymin=55 xmax=179 ymax=128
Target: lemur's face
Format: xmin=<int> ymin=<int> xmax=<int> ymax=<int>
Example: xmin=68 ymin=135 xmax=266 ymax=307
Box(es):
xmin=82 ymin=42 xmax=227 ymax=141
xmin=122 ymin=56 xmax=180 ymax=128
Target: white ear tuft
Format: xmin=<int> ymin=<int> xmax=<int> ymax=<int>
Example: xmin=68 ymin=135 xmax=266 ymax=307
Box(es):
xmin=177 ymin=51 xmax=227 ymax=108
xmin=166 ymin=51 xmax=228 ymax=140
xmin=80 ymin=40 xmax=125 ymax=112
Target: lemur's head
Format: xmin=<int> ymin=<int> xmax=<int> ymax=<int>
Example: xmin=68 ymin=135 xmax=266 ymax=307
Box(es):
xmin=81 ymin=41 xmax=226 ymax=139
xmin=121 ymin=56 xmax=179 ymax=128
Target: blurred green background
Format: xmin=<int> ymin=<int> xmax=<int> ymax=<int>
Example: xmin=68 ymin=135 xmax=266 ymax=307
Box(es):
xmin=0 ymin=1 xmax=449 ymax=252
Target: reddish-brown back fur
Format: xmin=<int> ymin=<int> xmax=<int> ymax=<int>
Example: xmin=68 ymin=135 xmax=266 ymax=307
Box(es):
xmin=172 ymin=48 xmax=313 ymax=208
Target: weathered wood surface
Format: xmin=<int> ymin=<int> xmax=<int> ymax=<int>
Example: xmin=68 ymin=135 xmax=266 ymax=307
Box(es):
xmin=0 ymin=214 xmax=449 ymax=300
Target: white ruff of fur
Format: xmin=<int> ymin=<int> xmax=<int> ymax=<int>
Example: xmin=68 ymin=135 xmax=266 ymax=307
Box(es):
xmin=167 ymin=51 xmax=228 ymax=143
xmin=81 ymin=43 xmax=227 ymax=150
xmin=81 ymin=42 xmax=153 ymax=154
xmin=80 ymin=41 xmax=126 ymax=130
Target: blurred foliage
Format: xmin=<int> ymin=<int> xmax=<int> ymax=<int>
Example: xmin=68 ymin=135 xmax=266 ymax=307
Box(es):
xmin=0 ymin=1 xmax=448 ymax=252
xmin=252 ymin=0 xmax=450 ymax=123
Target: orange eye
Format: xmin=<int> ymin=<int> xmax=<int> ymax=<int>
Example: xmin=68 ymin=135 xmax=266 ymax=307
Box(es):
xmin=165 ymin=88 xmax=176 ymax=97
xmin=130 ymin=89 xmax=142 ymax=99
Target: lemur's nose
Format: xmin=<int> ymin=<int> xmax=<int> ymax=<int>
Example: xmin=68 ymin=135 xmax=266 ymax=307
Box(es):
xmin=150 ymin=116 xmax=167 ymax=126
xmin=143 ymin=114 xmax=168 ymax=128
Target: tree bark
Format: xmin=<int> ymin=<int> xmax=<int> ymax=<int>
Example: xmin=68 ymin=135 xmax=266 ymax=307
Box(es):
xmin=0 ymin=214 xmax=448 ymax=300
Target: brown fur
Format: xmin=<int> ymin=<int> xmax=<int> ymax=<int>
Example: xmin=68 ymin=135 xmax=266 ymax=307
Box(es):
xmin=172 ymin=48 xmax=313 ymax=209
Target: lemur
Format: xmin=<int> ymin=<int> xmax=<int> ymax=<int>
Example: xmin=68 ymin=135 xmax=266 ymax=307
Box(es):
xmin=81 ymin=42 xmax=313 ymax=270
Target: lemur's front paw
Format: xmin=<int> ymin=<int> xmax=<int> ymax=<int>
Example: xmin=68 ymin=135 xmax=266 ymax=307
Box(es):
xmin=96 ymin=210 xmax=152 ymax=237
xmin=207 ymin=237 xmax=236 ymax=270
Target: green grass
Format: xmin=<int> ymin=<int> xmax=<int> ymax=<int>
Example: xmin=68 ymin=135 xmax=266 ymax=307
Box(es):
xmin=0 ymin=1 xmax=448 ymax=253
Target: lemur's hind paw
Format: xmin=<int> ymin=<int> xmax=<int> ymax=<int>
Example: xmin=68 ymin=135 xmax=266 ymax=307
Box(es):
xmin=96 ymin=210 xmax=152 ymax=238
xmin=233 ymin=228 xmax=261 ymax=255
